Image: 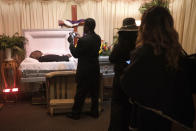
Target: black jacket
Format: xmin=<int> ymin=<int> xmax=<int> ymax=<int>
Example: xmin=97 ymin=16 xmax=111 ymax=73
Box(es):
xmin=70 ymin=32 xmax=101 ymax=79
xmin=121 ymin=44 xmax=195 ymax=128
xmin=186 ymin=54 xmax=196 ymax=93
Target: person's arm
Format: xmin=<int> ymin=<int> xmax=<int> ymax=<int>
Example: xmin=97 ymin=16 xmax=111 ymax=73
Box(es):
xmin=69 ymin=36 xmax=88 ymax=58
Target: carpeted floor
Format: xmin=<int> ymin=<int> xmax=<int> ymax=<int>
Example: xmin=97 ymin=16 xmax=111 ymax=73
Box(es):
xmin=1 ymin=98 xmax=195 ymax=131
xmin=0 ymin=101 xmax=111 ymax=131
xmin=0 ymin=103 xmax=3 ymax=110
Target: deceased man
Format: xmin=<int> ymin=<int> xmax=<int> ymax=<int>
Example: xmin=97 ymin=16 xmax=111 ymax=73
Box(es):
xmin=30 ymin=50 xmax=72 ymax=62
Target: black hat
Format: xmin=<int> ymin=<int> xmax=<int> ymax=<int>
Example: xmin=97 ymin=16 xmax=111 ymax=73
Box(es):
xmin=119 ymin=18 xmax=138 ymax=32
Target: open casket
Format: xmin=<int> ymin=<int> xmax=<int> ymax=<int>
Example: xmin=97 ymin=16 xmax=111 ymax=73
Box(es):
xmin=19 ymin=29 xmax=77 ymax=83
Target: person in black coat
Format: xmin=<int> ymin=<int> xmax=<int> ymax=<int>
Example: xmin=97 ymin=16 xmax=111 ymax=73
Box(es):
xmin=66 ymin=18 xmax=101 ymax=120
xmin=121 ymin=6 xmax=195 ymax=131
xmin=108 ymin=18 xmax=138 ymax=131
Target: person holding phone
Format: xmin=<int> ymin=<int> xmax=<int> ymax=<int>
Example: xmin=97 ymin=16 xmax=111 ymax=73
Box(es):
xmin=108 ymin=18 xmax=138 ymax=131
xmin=66 ymin=18 xmax=101 ymax=120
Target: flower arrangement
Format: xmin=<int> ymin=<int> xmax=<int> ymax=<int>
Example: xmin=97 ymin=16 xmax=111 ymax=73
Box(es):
xmin=0 ymin=32 xmax=27 ymax=60
xmin=99 ymin=41 xmax=112 ymax=56
xmin=0 ymin=32 xmax=26 ymax=52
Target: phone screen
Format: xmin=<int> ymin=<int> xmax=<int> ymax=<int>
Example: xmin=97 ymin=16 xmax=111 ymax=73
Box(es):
xmin=126 ymin=60 xmax=131 ymax=64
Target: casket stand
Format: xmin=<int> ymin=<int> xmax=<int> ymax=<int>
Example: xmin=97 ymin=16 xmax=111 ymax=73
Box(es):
xmin=45 ymin=71 xmax=103 ymax=116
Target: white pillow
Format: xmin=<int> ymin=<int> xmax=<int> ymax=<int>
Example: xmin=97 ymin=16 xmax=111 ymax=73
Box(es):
xmin=42 ymin=50 xmax=67 ymax=56
xmin=23 ymin=57 xmax=40 ymax=63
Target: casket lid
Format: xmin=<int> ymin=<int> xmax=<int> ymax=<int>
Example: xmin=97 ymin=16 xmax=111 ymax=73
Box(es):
xmin=23 ymin=29 xmax=73 ymax=57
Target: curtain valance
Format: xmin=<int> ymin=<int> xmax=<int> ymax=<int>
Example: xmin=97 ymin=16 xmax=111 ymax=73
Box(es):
xmin=1 ymin=0 xmax=150 ymax=4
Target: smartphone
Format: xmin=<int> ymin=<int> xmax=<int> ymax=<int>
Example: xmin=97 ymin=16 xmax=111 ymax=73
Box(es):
xmin=126 ymin=60 xmax=131 ymax=64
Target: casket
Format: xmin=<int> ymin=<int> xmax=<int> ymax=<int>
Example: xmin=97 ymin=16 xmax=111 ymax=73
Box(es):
xmin=19 ymin=29 xmax=77 ymax=83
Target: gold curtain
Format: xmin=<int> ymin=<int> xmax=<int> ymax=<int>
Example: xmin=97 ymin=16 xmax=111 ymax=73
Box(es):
xmin=78 ymin=0 xmax=143 ymax=43
xmin=0 ymin=0 xmax=195 ymax=54
xmin=0 ymin=0 xmax=144 ymax=44
xmin=0 ymin=0 xmax=72 ymax=35
xmin=170 ymin=0 xmax=196 ymax=54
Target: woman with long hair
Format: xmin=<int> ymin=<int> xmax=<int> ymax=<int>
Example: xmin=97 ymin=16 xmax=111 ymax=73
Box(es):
xmin=121 ymin=6 xmax=194 ymax=131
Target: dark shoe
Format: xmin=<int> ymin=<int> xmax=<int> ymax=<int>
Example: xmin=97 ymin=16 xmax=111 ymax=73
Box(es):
xmin=86 ymin=111 xmax=99 ymax=118
xmin=65 ymin=112 xmax=80 ymax=120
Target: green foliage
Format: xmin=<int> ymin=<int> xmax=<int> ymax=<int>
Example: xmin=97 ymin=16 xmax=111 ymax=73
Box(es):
xmin=0 ymin=32 xmax=27 ymax=56
xmin=139 ymin=0 xmax=169 ymax=14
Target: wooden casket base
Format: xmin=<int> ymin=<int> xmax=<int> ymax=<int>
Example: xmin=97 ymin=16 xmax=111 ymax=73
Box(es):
xmin=46 ymin=71 xmax=104 ymax=116
xmin=49 ymin=98 xmax=103 ymax=116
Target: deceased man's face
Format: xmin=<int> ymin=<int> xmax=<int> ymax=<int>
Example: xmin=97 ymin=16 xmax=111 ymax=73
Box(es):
xmin=30 ymin=50 xmax=43 ymax=60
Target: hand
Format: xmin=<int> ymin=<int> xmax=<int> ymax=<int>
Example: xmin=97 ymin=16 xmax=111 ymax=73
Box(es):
xmin=68 ymin=35 xmax=73 ymax=44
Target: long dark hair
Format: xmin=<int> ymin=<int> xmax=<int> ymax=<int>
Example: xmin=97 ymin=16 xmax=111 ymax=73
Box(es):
xmin=136 ymin=6 xmax=183 ymax=69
